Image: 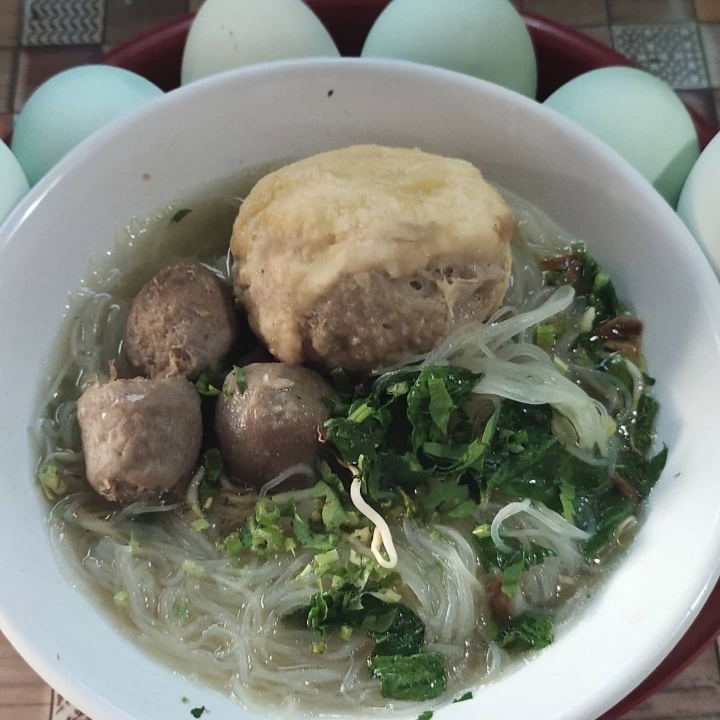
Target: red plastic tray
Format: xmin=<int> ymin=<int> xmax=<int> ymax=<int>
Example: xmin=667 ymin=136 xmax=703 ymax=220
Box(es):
xmin=85 ymin=3 xmax=720 ymax=717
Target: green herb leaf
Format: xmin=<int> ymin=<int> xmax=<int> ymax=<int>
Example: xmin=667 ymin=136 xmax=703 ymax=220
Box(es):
xmin=501 ymin=560 xmax=525 ymax=599
xmin=454 ymin=691 xmax=473 ymax=703
xmin=233 ymin=366 xmax=247 ymax=393
xmin=368 ymin=604 xmax=425 ymax=657
xmin=369 ymin=652 xmax=447 ymax=701
xmin=427 ymin=376 xmax=454 ymax=436
xmin=200 ymin=448 xmax=223 ymax=496
xmin=190 ymin=706 xmax=206 ymax=718
xmin=195 ymin=368 xmax=224 ymax=396
xmin=37 ymin=463 xmax=68 ymax=500
xmin=418 ymin=712 xmax=434 ymax=720
xmin=498 ymin=612 xmax=553 ymax=651
xmin=172 ymin=208 xmax=193 ymax=223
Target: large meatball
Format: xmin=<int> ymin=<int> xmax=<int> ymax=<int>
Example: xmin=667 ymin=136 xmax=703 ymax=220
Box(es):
xmin=215 ymin=363 xmax=334 ymax=488
xmin=230 ymin=145 xmax=515 ymax=372
xmin=77 ymin=376 xmax=202 ymax=503
xmin=124 ymin=263 xmax=239 ymax=380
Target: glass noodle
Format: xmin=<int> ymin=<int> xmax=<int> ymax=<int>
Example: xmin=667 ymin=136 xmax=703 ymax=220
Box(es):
xmin=36 ymin=187 xmax=651 ymax=717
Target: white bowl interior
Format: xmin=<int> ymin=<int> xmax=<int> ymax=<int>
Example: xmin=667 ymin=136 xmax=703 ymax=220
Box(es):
xmin=1 ymin=59 xmax=720 ymax=720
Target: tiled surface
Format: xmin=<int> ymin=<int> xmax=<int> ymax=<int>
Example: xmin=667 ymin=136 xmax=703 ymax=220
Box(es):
xmin=624 ymin=643 xmax=720 ymax=720
xmin=23 ymin=0 xmax=105 ymax=46
xmin=0 ymin=0 xmax=20 ymax=46
xmin=523 ymin=0 xmax=609 ymax=26
xmin=1 ymin=1 xmax=720 ymax=719
xmin=104 ymin=0 xmax=190 ymax=45
xmin=581 ymin=23 xmax=614 ymax=44
xmin=0 ymin=632 xmax=51 ymax=720
xmin=612 ymin=22 xmax=709 ymax=88
xmin=696 ymin=0 xmax=720 ymax=21
xmin=608 ymin=0 xmax=696 ymax=23
xmin=700 ymin=22 xmax=720 ymax=86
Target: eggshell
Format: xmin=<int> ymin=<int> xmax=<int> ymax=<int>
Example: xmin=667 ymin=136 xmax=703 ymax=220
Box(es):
xmin=181 ymin=0 xmax=340 ymax=85
xmin=677 ymin=132 xmax=720 ymax=277
xmin=0 ymin=140 xmax=29 ymax=225
xmin=361 ymin=0 xmax=537 ymax=97
xmin=12 ymin=66 xmax=163 ymax=185
xmin=544 ymin=67 xmax=699 ymax=207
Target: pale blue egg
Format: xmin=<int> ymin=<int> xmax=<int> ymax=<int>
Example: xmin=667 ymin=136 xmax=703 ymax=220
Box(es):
xmin=182 ymin=0 xmax=339 ymax=85
xmin=361 ymin=0 xmax=537 ymax=98
xmin=677 ymin=133 xmax=720 ymax=277
xmin=0 ymin=140 xmax=30 ymax=225
xmin=544 ymin=67 xmax=699 ymax=207
xmin=12 ymin=66 xmax=163 ymax=185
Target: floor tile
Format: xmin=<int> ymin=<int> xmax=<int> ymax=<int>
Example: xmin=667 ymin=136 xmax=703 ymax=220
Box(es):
xmin=0 ymin=633 xmax=52 ymax=720
xmin=695 ymin=0 xmax=720 ymax=21
xmin=14 ymin=45 xmax=102 ymax=111
xmin=624 ymin=643 xmax=720 ymax=719
xmin=105 ymin=0 xmax=190 ymax=46
xmin=678 ymin=88 xmax=720 ymax=127
xmin=0 ymin=0 xmax=20 ymax=47
xmin=581 ymin=25 xmax=613 ymax=46
xmin=612 ymin=23 xmax=709 ymax=89
xmin=0 ymin=47 xmax=14 ymax=112
xmin=22 ymin=0 xmax=105 ymax=47
xmin=609 ymin=0 xmax=696 ymax=23
xmin=51 ymin=692 xmax=89 ymax=719
xmin=522 ymin=0 xmax=608 ymax=26
xmin=700 ymin=22 xmax=720 ymax=87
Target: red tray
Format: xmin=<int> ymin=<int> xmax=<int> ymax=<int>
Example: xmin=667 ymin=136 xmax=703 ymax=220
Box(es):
xmin=100 ymin=4 xmax=719 ymax=717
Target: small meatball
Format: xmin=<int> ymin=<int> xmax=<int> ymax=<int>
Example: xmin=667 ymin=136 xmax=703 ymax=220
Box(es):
xmin=231 ymin=145 xmax=514 ymax=372
xmin=215 ymin=363 xmax=334 ymax=488
xmin=124 ymin=263 xmax=239 ymax=380
xmin=77 ymin=376 xmax=202 ymax=503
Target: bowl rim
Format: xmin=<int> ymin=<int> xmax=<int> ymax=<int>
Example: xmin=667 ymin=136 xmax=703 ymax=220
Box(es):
xmin=1 ymin=57 xmax=720 ymax=720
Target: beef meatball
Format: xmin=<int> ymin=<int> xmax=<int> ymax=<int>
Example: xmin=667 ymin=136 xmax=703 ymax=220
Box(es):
xmin=77 ymin=376 xmax=202 ymax=503
xmin=215 ymin=363 xmax=335 ymax=488
xmin=230 ymin=144 xmax=514 ymax=373
xmin=124 ymin=263 xmax=239 ymax=380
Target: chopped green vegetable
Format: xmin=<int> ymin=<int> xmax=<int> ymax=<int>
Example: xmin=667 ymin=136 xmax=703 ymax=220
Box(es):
xmin=312 ymin=640 xmax=326 ymax=654
xmin=190 ymin=707 xmax=206 ymax=718
xmin=368 ymin=604 xmax=425 ymax=657
xmin=418 ymin=712 xmax=434 ymax=720
xmin=172 ymin=601 xmax=189 ymax=618
xmin=369 ymin=652 xmax=447 ymax=701
xmin=200 ymin=448 xmax=223 ymax=496
xmin=499 ymin=613 xmax=553 ymax=651
xmin=171 ymin=208 xmax=193 ymax=223
xmin=182 ymin=560 xmax=204 ymax=577
xmin=234 ymin=366 xmax=247 ymax=393
xmin=500 ymin=560 xmax=525 ymax=599
xmin=536 ymin=323 xmax=555 ymax=348
xmin=191 ymin=518 xmax=210 ymax=532
xmin=194 ymin=368 xmax=224 ymax=396
xmin=37 ymin=463 xmax=68 ymax=500
xmin=224 ymin=534 xmax=244 ymax=557
xmin=454 ymin=691 xmax=473 ymax=703
xmin=128 ymin=532 xmax=139 ymax=552
xmin=113 ymin=590 xmax=128 ymax=606
xmin=427 ymin=376 xmax=454 ymax=436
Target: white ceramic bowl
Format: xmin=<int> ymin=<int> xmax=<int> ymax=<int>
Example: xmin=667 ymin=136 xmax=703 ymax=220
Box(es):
xmin=1 ymin=59 xmax=720 ymax=720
